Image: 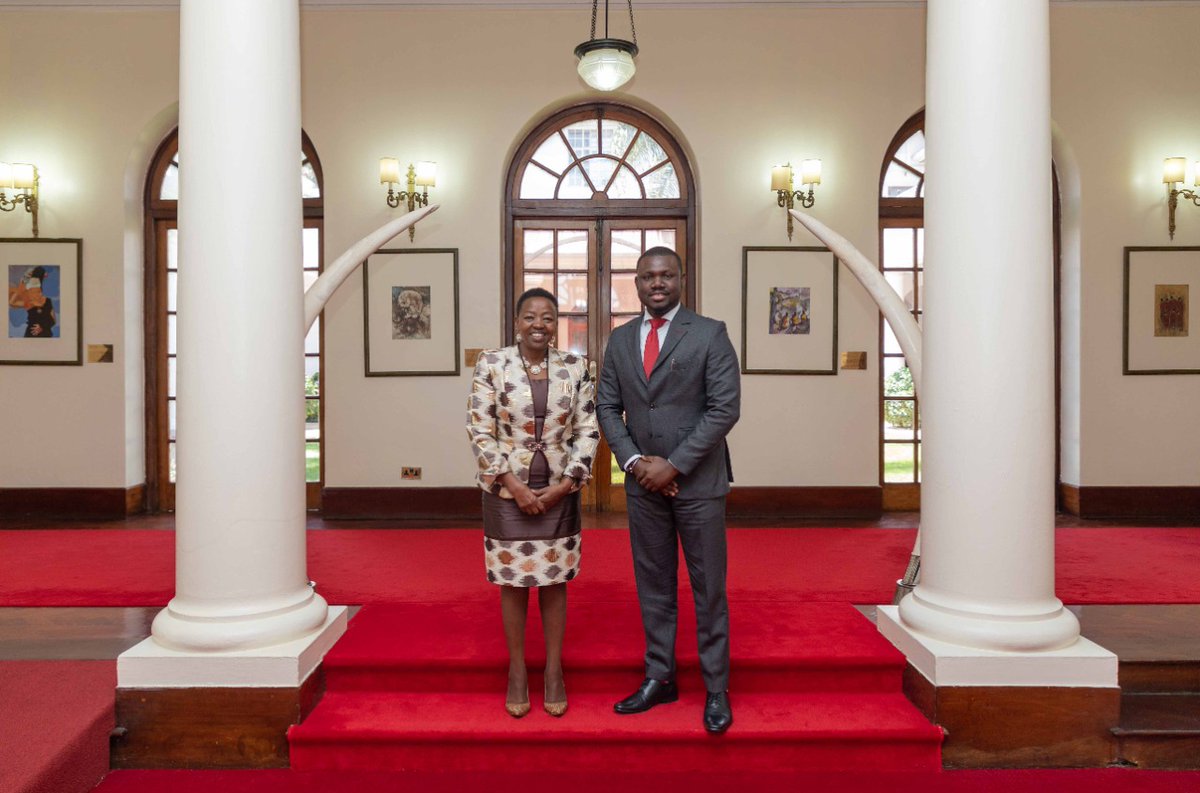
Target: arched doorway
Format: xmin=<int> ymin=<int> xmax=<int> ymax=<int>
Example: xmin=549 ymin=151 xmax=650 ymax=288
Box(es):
xmin=143 ymin=129 xmax=325 ymax=511
xmin=504 ymin=102 xmax=697 ymax=511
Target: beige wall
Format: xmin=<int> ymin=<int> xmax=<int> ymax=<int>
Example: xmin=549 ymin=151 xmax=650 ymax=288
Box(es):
xmin=1051 ymin=5 xmax=1200 ymax=486
xmin=0 ymin=10 xmax=178 ymax=488
xmin=0 ymin=4 xmax=1196 ymax=493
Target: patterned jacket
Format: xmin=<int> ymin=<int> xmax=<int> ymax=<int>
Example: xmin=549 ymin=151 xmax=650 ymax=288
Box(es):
xmin=467 ymin=346 xmax=600 ymax=498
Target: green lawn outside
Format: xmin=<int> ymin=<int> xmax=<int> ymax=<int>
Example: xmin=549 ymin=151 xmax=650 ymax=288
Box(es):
xmin=306 ymin=442 xmax=320 ymax=482
xmin=883 ymin=443 xmax=919 ymax=483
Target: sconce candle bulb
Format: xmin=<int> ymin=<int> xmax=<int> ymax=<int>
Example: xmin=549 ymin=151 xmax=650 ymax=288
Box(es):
xmin=771 ymin=160 xmax=821 ymax=241
xmin=1164 ymin=156 xmax=1200 ymax=240
xmin=0 ymin=161 xmax=39 ymax=237
xmin=379 ymin=157 xmax=402 ymax=185
xmin=800 ymin=158 xmax=822 ymax=186
xmin=380 ymin=158 xmax=435 ymax=241
xmin=413 ymin=161 xmax=437 ymax=188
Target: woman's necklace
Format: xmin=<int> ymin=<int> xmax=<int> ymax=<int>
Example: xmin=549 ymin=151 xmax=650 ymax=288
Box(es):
xmin=519 ymin=346 xmax=548 ymax=376
xmin=522 ymin=353 xmax=547 ymax=375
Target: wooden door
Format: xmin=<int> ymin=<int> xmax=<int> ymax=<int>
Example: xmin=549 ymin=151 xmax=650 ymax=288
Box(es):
xmin=513 ymin=217 xmax=688 ymax=511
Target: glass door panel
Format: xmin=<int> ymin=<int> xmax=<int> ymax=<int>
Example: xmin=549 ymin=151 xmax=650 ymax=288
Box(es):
xmin=598 ymin=219 xmax=688 ymax=511
xmin=156 ymin=219 xmax=324 ymax=511
xmin=513 ymin=218 xmax=687 ymax=512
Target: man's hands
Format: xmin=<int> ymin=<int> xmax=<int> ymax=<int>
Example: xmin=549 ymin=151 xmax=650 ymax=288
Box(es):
xmin=632 ymin=455 xmax=679 ymax=496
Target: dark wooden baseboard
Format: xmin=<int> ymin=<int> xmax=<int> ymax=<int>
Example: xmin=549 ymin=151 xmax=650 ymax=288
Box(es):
xmin=321 ymin=487 xmax=481 ymax=520
xmin=112 ymin=668 xmax=324 ymax=769
xmin=125 ymin=484 xmax=146 ymax=515
xmin=1060 ymin=484 xmax=1200 ymax=519
xmin=1061 ymin=483 xmax=1082 ymax=516
xmin=321 ymin=486 xmax=882 ymax=520
xmin=726 ymin=486 xmax=882 ymax=517
xmin=0 ymin=485 xmax=147 ymax=520
xmin=903 ymin=664 xmax=1119 ymax=768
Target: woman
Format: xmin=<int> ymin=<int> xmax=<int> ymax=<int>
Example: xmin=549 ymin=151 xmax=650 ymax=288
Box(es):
xmin=466 ymin=287 xmax=599 ymax=718
xmin=8 ymin=266 xmax=56 ymax=338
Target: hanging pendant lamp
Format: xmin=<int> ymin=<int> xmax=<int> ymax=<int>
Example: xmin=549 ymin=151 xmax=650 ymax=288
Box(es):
xmin=574 ymin=0 xmax=639 ymax=92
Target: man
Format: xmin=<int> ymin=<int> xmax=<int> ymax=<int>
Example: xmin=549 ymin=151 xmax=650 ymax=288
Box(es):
xmin=597 ymin=246 xmax=740 ymax=734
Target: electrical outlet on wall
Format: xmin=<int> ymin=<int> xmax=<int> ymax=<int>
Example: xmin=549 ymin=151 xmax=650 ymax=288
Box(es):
xmin=401 ymin=466 xmax=422 ymax=480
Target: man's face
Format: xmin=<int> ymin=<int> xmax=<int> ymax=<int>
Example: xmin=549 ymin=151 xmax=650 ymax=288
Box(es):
xmin=635 ymin=254 xmax=682 ymax=317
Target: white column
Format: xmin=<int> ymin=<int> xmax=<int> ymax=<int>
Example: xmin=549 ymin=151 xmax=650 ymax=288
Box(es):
xmin=150 ymin=0 xmax=328 ymax=652
xmin=896 ymin=0 xmax=1079 ymax=652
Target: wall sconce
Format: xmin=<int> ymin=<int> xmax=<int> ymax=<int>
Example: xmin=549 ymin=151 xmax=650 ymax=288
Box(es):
xmin=1164 ymin=157 xmax=1200 ymax=240
xmin=771 ymin=160 xmax=821 ymax=241
xmin=380 ymin=158 xmax=436 ymax=241
xmin=0 ymin=162 xmax=39 ymax=238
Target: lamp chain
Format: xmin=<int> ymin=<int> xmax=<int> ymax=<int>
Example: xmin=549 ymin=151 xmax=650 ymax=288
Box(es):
xmin=587 ymin=0 xmax=636 ymax=45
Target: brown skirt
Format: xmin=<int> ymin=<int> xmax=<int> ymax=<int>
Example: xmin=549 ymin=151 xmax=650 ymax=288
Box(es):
xmin=482 ymin=491 xmax=581 ymax=587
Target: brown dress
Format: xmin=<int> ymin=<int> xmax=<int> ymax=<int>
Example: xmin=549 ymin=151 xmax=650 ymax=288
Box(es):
xmin=482 ymin=379 xmax=581 ymax=587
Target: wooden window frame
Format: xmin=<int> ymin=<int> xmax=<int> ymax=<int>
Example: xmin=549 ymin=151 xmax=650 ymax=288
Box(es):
xmin=876 ymin=109 xmax=1062 ymax=510
xmin=504 ymin=103 xmax=697 ymax=512
xmin=504 ymin=102 xmax=697 ymax=335
xmin=143 ymin=130 xmax=325 ymax=511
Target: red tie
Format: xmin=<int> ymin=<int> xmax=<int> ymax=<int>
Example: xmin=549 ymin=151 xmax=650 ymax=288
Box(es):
xmin=643 ymin=316 xmax=668 ymax=378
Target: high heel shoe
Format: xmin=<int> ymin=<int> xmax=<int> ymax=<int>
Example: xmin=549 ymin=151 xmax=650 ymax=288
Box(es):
xmin=506 ymin=687 xmax=531 ymax=718
xmin=544 ymin=680 xmax=568 ymax=717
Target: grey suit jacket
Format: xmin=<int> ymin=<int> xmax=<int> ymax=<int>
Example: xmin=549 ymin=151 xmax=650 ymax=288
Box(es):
xmin=597 ymin=306 xmax=741 ymax=499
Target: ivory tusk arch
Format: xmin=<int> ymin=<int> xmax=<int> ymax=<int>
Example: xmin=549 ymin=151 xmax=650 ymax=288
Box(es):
xmin=303 ymin=204 xmax=440 ymax=332
xmin=788 ymin=209 xmax=924 ymax=600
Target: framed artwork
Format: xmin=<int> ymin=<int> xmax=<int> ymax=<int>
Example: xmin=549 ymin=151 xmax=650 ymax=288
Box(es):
xmin=741 ymin=246 xmax=838 ymax=375
xmin=363 ymin=248 xmax=460 ymax=376
xmin=1123 ymin=247 xmax=1200 ymax=375
xmin=2 ymin=238 xmax=83 ymax=366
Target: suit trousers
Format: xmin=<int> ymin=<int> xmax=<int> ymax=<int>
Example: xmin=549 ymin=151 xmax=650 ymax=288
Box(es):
xmin=626 ymin=491 xmax=730 ymax=692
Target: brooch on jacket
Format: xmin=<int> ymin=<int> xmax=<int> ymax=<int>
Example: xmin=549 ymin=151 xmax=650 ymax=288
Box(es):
xmin=524 ymin=439 xmax=548 ymax=453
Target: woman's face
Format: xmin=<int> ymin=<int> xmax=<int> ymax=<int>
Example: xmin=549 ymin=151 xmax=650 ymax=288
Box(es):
xmin=515 ymin=296 xmax=557 ymax=354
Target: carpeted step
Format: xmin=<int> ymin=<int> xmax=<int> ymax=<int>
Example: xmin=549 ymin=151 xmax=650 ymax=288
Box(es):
xmin=288 ymin=690 xmax=943 ymax=772
xmin=0 ymin=660 xmax=115 ymax=793
xmin=322 ymin=601 xmax=904 ymax=694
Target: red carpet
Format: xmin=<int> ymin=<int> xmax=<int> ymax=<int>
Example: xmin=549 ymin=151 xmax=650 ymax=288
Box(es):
xmin=92 ymin=768 xmax=1200 ymax=793
xmin=0 ymin=660 xmax=114 ymax=793
xmin=320 ymin=601 xmax=903 ymax=694
xmin=288 ymin=601 xmax=943 ymax=772
xmin=2 ymin=527 xmax=1199 ymax=606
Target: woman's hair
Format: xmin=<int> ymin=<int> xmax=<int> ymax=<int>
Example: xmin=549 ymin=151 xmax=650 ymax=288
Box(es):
xmin=515 ymin=287 xmax=558 ymax=314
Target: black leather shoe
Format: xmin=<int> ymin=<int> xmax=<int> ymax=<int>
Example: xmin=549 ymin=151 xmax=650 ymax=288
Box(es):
xmin=704 ymin=691 xmax=733 ymax=734
xmin=613 ymin=678 xmax=679 ymax=714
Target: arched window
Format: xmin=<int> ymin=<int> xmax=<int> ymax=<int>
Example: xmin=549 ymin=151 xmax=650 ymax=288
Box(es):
xmin=144 ymin=130 xmax=325 ymax=511
xmin=878 ymin=112 xmax=925 ymax=509
xmin=505 ymin=102 xmax=696 ymax=511
xmin=878 ymin=111 xmax=1062 ymax=510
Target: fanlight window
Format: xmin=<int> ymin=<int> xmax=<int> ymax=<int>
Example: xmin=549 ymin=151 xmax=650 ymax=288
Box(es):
xmin=520 ymin=118 xmax=680 ymax=200
xmin=881 ymin=130 xmax=925 ymax=199
xmin=159 ymin=152 xmax=321 ymax=200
